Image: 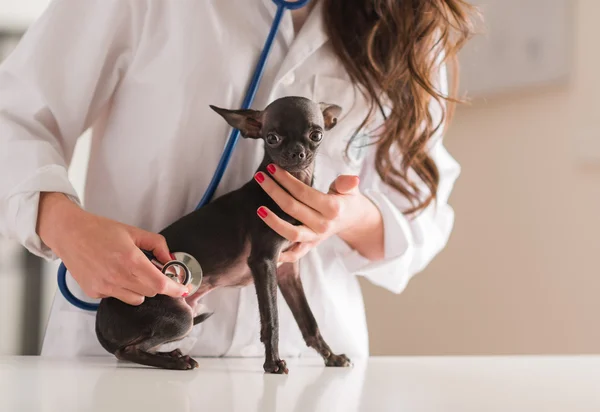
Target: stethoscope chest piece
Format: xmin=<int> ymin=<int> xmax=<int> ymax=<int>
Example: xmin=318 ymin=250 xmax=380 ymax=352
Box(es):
xmin=158 ymin=252 xmax=203 ymax=295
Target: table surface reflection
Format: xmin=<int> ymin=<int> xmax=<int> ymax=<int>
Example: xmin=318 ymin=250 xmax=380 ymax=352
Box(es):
xmin=1 ymin=355 xmax=599 ymax=412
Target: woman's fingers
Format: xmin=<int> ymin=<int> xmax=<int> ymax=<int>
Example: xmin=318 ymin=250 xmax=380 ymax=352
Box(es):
xmin=255 ymin=172 xmax=332 ymax=234
xmin=111 ymin=247 xmax=187 ymax=299
xmin=329 ymin=175 xmax=360 ymax=195
xmin=127 ymin=228 xmax=188 ymax=298
xmin=256 ymin=206 xmax=319 ymax=243
xmin=264 ymin=165 xmax=342 ymax=219
xmin=110 ymin=287 xmax=146 ymax=306
xmin=279 ymin=242 xmax=314 ymax=263
xmin=132 ymin=252 xmax=188 ymax=298
xmin=125 ymin=267 xmax=166 ymax=298
xmin=131 ymin=228 xmax=172 ymax=264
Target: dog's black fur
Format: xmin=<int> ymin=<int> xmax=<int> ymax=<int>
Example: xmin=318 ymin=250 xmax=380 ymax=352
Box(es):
xmin=95 ymin=96 xmax=351 ymax=373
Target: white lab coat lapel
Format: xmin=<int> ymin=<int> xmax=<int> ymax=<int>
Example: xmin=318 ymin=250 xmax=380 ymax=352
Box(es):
xmin=267 ymin=0 xmax=330 ymax=88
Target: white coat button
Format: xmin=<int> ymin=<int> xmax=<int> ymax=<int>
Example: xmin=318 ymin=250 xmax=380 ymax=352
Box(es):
xmin=281 ymin=72 xmax=295 ymax=86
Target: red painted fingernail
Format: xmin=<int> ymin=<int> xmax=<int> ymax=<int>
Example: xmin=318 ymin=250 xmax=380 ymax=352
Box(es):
xmin=267 ymin=164 xmax=276 ymax=174
xmin=170 ymin=253 xmax=176 ymax=260
xmin=254 ymin=172 xmax=265 ymax=183
xmin=182 ymin=292 xmax=189 ymax=297
xmin=257 ymin=207 xmax=268 ymax=218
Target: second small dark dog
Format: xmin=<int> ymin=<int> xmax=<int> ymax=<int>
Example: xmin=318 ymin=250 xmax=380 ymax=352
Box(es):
xmin=95 ymin=96 xmax=352 ymax=374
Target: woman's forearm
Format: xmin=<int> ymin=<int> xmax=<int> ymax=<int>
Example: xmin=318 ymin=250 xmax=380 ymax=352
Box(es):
xmin=36 ymin=191 xmax=82 ymax=254
xmin=337 ymin=194 xmax=385 ymax=261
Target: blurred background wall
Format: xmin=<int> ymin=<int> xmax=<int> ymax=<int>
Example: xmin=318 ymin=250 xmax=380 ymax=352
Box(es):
xmin=363 ymin=0 xmax=600 ymax=355
xmin=0 ymin=0 xmax=87 ymax=355
xmin=2 ymin=0 xmax=597 ymax=357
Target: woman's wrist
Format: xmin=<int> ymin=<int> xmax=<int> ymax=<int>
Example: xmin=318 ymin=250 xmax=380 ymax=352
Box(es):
xmin=337 ymin=193 xmax=385 ymax=261
xmin=36 ymin=191 xmax=83 ymax=254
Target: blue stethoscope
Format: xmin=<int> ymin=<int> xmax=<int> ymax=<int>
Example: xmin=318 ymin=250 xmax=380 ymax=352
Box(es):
xmin=57 ymin=0 xmax=311 ymax=312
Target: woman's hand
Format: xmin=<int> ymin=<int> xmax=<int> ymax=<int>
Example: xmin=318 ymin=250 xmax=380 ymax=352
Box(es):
xmin=254 ymin=164 xmax=384 ymax=263
xmin=37 ymin=192 xmax=188 ymax=305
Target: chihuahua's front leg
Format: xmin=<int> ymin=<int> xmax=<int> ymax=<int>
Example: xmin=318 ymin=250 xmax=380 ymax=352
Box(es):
xmin=248 ymin=246 xmax=288 ymax=374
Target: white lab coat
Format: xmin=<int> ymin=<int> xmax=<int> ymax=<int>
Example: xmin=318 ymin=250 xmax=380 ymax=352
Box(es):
xmin=0 ymin=0 xmax=460 ymax=359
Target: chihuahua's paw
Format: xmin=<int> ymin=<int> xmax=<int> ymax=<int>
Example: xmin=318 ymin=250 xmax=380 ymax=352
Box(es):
xmin=264 ymin=359 xmax=288 ymax=374
xmin=183 ymin=355 xmax=199 ymax=369
xmin=160 ymin=349 xmax=183 ymax=358
xmin=172 ymin=355 xmax=198 ymax=370
xmin=325 ymin=354 xmax=352 ymax=367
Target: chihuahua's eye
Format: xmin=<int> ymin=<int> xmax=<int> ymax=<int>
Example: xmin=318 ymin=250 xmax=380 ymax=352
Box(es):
xmin=266 ymin=133 xmax=281 ymax=145
xmin=310 ymin=131 xmax=323 ymax=142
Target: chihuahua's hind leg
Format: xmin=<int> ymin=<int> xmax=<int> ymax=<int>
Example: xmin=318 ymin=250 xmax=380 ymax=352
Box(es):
xmin=116 ymin=344 xmax=198 ymax=370
xmin=157 ymin=350 xmax=198 ymax=368
xmin=115 ymin=321 xmax=197 ymax=370
xmin=156 ymin=349 xmax=183 ymax=358
xmin=99 ymin=296 xmax=198 ymax=370
xmin=277 ymin=262 xmax=352 ymax=367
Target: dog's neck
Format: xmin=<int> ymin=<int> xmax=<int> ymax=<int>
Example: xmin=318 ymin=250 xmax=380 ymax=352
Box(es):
xmin=259 ymin=154 xmax=315 ymax=186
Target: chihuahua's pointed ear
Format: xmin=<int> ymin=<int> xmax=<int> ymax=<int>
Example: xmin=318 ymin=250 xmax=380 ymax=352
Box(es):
xmin=319 ymin=103 xmax=342 ymax=131
xmin=210 ymin=105 xmax=263 ymax=139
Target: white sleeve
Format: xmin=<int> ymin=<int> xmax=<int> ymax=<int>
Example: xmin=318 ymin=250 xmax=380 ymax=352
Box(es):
xmin=0 ymin=0 xmax=144 ymax=260
xmin=331 ymin=62 xmax=461 ymax=294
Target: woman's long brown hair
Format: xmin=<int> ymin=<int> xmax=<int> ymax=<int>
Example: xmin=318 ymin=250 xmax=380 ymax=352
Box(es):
xmin=322 ymin=0 xmax=479 ymax=215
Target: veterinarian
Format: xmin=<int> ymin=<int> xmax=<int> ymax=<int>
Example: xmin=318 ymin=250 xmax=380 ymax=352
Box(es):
xmin=0 ymin=0 xmax=474 ymax=358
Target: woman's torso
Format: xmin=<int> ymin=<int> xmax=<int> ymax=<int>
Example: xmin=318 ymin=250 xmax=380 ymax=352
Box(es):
xmin=42 ymin=0 xmax=375 ymax=359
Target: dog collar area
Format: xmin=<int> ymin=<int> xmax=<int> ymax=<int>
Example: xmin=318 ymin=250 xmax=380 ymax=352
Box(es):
xmin=152 ymin=252 xmax=203 ymax=295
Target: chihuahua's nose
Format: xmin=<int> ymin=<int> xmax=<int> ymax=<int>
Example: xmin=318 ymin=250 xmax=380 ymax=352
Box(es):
xmin=289 ymin=144 xmax=306 ymax=160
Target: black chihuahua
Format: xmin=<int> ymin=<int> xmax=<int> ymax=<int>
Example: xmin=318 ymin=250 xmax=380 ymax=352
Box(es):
xmin=95 ymin=96 xmax=352 ymax=374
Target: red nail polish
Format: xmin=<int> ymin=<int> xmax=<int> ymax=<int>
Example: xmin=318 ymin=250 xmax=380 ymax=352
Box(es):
xmin=267 ymin=164 xmax=276 ymax=174
xmin=170 ymin=253 xmax=176 ymax=261
xmin=182 ymin=292 xmax=189 ymax=297
xmin=254 ymin=172 xmax=265 ymax=183
xmin=257 ymin=207 xmax=268 ymax=218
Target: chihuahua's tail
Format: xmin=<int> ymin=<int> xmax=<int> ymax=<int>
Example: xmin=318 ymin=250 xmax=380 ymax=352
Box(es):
xmin=191 ymin=303 xmax=214 ymax=326
xmin=193 ymin=311 xmax=214 ymax=325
